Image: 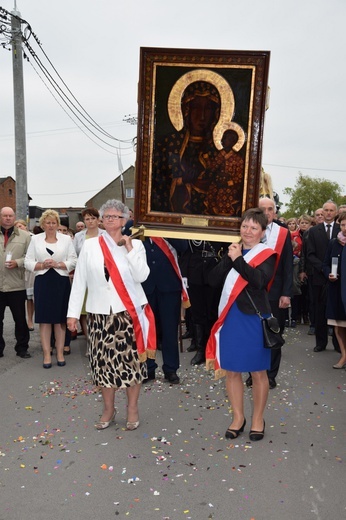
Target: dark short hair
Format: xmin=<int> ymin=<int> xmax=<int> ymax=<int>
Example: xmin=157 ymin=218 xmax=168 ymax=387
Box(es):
xmin=241 ymin=207 xmax=268 ymax=230
xmin=81 ymin=207 xmax=99 ymax=218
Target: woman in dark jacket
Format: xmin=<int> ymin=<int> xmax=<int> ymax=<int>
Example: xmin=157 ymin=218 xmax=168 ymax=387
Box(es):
xmin=206 ymin=208 xmax=276 ymax=442
xmin=322 ymin=211 xmax=346 ymax=369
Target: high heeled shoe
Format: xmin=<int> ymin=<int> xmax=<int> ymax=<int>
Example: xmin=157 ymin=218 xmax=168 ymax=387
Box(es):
xmin=95 ymin=409 xmax=117 ymax=430
xmin=126 ymin=420 xmax=140 ymax=431
xmin=57 ymin=360 xmax=66 ymax=367
xmin=225 ymin=418 xmax=246 ymax=439
xmin=249 ymin=420 xmax=265 ymax=441
xmin=43 ymin=363 xmax=52 ymax=369
xmin=333 ymin=363 xmax=346 ymax=369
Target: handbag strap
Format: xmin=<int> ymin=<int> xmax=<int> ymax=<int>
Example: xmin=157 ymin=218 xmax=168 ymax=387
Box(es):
xmin=245 ymin=289 xmax=264 ymax=319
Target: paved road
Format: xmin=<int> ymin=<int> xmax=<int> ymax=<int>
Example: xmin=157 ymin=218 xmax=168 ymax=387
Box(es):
xmin=0 ymin=310 xmax=345 ymax=520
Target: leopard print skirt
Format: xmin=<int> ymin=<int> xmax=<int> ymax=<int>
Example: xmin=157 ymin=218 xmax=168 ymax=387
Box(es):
xmin=88 ymin=311 xmax=147 ymax=388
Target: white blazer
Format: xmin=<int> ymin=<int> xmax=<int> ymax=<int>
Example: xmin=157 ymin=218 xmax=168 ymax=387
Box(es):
xmin=24 ymin=232 xmax=77 ymax=276
xmin=73 ymin=228 xmax=105 ymax=256
xmin=67 ymin=235 xmax=149 ymax=317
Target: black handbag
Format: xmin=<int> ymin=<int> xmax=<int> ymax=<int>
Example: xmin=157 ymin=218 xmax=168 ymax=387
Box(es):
xmin=245 ymin=290 xmax=285 ymax=350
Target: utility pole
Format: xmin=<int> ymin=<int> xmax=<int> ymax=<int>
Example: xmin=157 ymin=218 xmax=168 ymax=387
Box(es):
xmin=11 ymin=3 xmax=28 ymax=220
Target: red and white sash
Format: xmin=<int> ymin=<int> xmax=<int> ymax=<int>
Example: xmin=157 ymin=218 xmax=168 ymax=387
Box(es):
xmin=265 ymin=223 xmax=288 ymax=288
xmin=206 ymin=243 xmax=276 ymax=379
xmin=151 ymin=237 xmax=191 ymax=308
xmin=99 ymin=235 xmax=156 ymax=359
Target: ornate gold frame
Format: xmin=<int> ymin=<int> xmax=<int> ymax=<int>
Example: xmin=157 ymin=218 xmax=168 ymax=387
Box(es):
xmin=134 ymin=47 xmax=270 ymax=241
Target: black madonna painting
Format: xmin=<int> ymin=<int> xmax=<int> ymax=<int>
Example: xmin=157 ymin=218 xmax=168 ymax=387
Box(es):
xmin=135 ymin=48 xmax=270 ymax=238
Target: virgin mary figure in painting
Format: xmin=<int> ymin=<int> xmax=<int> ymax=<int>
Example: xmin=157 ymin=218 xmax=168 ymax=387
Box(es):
xmin=151 ymin=69 xmax=245 ymax=217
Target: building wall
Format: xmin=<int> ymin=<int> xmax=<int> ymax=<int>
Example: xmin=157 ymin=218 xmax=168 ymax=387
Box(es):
xmin=0 ymin=177 xmax=16 ymax=211
xmin=85 ymin=166 xmax=135 ymax=211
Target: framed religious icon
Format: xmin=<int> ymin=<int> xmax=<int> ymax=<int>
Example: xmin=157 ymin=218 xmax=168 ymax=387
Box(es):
xmin=134 ymin=47 xmax=270 ymax=241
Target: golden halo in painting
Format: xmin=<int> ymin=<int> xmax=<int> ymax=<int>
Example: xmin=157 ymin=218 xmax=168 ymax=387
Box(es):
xmin=168 ymin=68 xmax=241 ymax=150
xmin=216 ymin=121 xmax=246 ymax=152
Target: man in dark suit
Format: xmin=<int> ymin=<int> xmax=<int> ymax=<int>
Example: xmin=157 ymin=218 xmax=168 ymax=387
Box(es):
xmin=141 ymin=238 xmax=188 ymax=384
xmin=258 ymin=197 xmax=293 ymax=388
xmin=246 ymin=198 xmax=292 ymax=389
xmin=307 ymin=200 xmax=340 ymax=352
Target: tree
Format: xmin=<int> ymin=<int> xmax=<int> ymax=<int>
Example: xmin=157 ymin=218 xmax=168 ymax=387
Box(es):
xmin=281 ymin=172 xmax=344 ymax=218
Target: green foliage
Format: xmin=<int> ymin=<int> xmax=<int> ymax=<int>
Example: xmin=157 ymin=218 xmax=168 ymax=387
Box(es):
xmin=281 ymin=172 xmax=344 ymax=218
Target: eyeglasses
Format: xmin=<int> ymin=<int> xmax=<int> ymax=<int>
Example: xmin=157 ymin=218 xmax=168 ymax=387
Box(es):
xmin=103 ymin=214 xmax=125 ymax=221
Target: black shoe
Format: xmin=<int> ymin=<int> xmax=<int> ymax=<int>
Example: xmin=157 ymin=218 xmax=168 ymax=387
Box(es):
xmin=268 ymin=378 xmax=276 ymax=389
xmin=181 ymin=330 xmax=192 ymax=340
xmin=249 ymin=421 xmax=265 ymax=441
xmin=225 ymin=418 xmax=246 ymax=439
xmin=313 ymin=345 xmax=326 ymax=352
xmin=190 ymin=351 xmax=205 ymax=365
xmin=245 ymin=375 xmax=252 ymax=387
xmin=164 ymin=372 xmax=180 ymax=384
xmin=16 ymin=352 xmax=31 ymax=359
xmin=308 ymin=327 xmax=315 ymax=335
xmin=142 ymin=372 xmax=156 ymax=384
xmin=186 ymin=341 xmax=197 ymax=352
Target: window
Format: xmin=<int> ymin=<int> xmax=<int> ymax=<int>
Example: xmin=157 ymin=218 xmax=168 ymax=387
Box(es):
xmin=125 ymin=188 xmax=134 ymax=198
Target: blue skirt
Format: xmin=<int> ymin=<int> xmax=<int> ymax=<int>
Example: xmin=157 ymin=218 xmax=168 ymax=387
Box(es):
xmin=219 ymin=302 xmax=271 ymax=372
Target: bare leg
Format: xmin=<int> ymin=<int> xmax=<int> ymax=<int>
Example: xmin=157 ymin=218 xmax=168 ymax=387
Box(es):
xmin=26 ymin=299 xmax=34 ymax=329
xmin=225 ymin=371 xmax=245 ymax=429
xmin=334 ymin=326 xmax=346 ymax=366
xmin=126 ymin=384 xmax=141 ymax=423
xmin=80 ymin=315 xmax=88 ymax=337
xmin=39 ymin=323 xmax=52 ymax=364
xmin=98 ymin=387 xmax=116 ymax=421
xmin=251 ymin=370 xmax=269 ymax=431
xmin=54 ymin=323 xmax=66 ymax=363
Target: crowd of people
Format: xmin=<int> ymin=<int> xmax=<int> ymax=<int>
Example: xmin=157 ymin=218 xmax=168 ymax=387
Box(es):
xmin=1 ymin=196 xmax=346 ymax=441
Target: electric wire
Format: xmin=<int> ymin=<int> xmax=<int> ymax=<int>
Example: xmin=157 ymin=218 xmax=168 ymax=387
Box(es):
xmin=1 ymin=7 xmax=135 ymax=152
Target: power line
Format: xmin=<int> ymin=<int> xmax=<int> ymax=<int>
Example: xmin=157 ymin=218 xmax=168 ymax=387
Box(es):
xmin=264 ymin=163 xmax=346 ymax=174
xmin=1 ymin=6 xmax=136 ymax=153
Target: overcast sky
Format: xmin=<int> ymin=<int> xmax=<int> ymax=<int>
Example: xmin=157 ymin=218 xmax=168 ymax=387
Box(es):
xmin=1 ymin=0 xmax=345 ymax=211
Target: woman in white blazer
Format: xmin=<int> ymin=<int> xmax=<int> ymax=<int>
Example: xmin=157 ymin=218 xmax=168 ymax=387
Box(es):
xmin=67 ymin=200 xmax=155 ymax=432
xmin=25 ymin=210 xmax=77 ymax=369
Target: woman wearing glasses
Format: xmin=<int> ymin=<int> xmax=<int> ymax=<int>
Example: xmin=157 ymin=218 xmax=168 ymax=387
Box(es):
xmin=67 ymin=200 xmax=155 ymax=431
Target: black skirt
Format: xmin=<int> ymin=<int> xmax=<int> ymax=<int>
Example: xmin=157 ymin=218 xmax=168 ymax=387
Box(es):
xmin=34 ymin=270 xmax=71 ymax=324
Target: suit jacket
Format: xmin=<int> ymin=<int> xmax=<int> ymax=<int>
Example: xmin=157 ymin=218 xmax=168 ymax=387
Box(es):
xmin=266 ymin=223 xmax=293 ymax=301
xmin=307 ymin=222 xmax=340 ymax=285
xmin=141 ymin=238 xmax=188 ymax=294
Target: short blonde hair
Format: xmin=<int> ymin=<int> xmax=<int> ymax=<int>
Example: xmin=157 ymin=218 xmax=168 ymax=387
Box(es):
xmin=14 ymin=219 xmax=28 ymax=229
xmin=39 ymin=209 xmax=60 ymax=228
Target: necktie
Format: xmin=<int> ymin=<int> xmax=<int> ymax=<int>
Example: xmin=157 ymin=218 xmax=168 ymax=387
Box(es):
xmin=3 ymin=229 xmax=8 ymax=247
xmin=326 ymin=224 xmax=331 ymax=239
